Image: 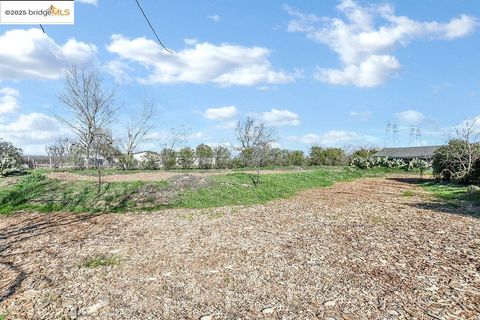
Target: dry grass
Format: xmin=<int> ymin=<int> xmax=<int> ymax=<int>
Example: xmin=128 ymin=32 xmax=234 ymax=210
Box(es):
xmin=0 ymin=176 xmax=479 ymax=319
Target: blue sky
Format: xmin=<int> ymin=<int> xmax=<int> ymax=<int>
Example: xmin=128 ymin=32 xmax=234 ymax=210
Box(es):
xmin=0 ymin=0 xmax=479 ymax=154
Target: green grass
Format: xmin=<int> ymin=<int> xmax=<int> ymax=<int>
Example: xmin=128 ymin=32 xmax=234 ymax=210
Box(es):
xmin=420 ymin=181 xmax=480 ymax=208
xmin=81 ymin=255 xmax=121 ymax=268
xmin=402 ymin=190 xmax=415 ymax=197
xmin=171 ymin=167 xmax=398 ymax=209
xmin=0 ymin=173 xmax=168 ymax=215
xmin=0 ymin=167 xmax=406 ymax=215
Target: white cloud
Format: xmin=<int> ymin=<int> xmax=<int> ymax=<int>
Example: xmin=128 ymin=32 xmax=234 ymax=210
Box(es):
xmin=395 ymin=109 xmax=425 ymax=125
xmin=104 ymin=60 xmax=132 ymax=83
xmin=315 ymin=55 xmax=400 ymax=87
xmin=292 ymin=130 xmax=378 ymax=146
xmin=286 ymin=0 xmax=477 ymax=87
xmin=208 ymin=15 xmax=220 ymax=22
xmin=184 ymin=38 xmax=199 ymax=46
xmin=214 ymin=120 xmax=236 ymax=130
xmin=0 ymin=87 xmax=69 ymax=153
xmin=0 ymin=28 xmax=97 ymax=81
xmin=106 ymin=35 xmax=295 ymax=86
xmin=188 ymin=131 xmax=206 ymax=140
xmin=0 ymin=87 xmax=20 ymax=114
xmin=202 ymin=106 xmax=238 ymax=121
xmin=0 ymin=112 xmax=68 ymax=153
xmin=76 ymin=0 xmax=98 ymax=5
xmin=261 ymin=108 xmax=300 ymax=127
xmin=349 ymin=110 xmax=372 ymax=120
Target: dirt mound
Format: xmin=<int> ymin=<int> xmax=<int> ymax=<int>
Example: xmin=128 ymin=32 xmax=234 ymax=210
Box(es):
xmin=130 ymin=174 xmax=211 ymax=207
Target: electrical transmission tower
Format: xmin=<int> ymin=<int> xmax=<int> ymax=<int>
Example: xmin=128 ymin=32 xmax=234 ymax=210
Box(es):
xmin=385 ymin=121 xmax=392 ymax=147
xmin=409 ymin=126 xmax=416 ymax=146
xmin=415 ymin=127 xmax=422 ymax=146
xmin=392 ymin=123 xmax=398 ymax=147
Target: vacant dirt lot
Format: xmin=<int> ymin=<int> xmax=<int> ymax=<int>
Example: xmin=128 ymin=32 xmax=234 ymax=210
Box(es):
xmin=47 ymin=169 xmax=308 ymax=182
xmin=1 ymin=177 xmax=479 ymax=319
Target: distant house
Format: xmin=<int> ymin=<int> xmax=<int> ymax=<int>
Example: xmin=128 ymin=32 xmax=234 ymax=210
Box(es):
xmin=132 ymin=151 xmax=158 ymax=162
xmin=23 ymin=155 xmax=52 ymax=168
xmin=373 ymin=146 xmax=441 ymax=160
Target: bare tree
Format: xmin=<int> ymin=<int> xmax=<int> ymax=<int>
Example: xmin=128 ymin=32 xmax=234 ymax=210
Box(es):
xmin=455 ymin=117 xmax=480 ymax=178
xmin=234 ymin=117 xmax=276 ymax=185
xmin=45 ymin=137 xmax=70 ymax=169
xmin=162 ymin=125 xmax=190 ymax=150
xmin=120 ymin=98 xmax=156 ymax=169
xmin=91 ymin=129 xmax=120 ymax=193
xmin=55 ymin=67 xmax=117 ymax=169
xmin=234 ymin=117 xmax=275 ymax=152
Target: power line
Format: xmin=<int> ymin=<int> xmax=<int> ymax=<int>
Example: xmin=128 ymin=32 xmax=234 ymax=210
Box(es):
xmin=39 ymin=24 xmax=46 ymax=34
xmin=133 ymin=0 xmax=172 ymax=53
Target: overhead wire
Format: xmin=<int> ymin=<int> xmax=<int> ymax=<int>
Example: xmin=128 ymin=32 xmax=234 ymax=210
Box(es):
xmin=133 ymin=0 xmax=173 ymax=53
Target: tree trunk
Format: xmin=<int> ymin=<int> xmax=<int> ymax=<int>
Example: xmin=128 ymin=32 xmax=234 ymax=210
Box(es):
xmin=97 ymin=168 xmax=102 ymax=195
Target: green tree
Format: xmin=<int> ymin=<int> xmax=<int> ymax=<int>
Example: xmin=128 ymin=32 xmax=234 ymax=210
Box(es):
xmin=139 ymin=151 xmax=161 ymax=170
xmin=309 ymin=146 xmax=326 ymax=165
xmin=0 ymin=139 xmax=23 ymax=176
xmin=214 ymin=146 xmax=231 ymax=169
xmin=352 ymin=148 xmax=378 ymax=159
xmin=178 ymin=147 xmax=195 ymax=169
xmin=196 ymin=144 xmax=213 ymax=169
xmin=289 ymin=150 xmax=305 ymax=166
xmin=161 ymin=148 xmax=177 ymax=170
xmin=323 ymin=148 xmax=346 ymax=166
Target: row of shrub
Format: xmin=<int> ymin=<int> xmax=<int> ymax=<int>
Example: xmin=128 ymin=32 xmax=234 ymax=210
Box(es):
xmin=350 ymin=156 xmax=431 ymax=176
xmin=129 ymin=146 xmax=380 ymax=170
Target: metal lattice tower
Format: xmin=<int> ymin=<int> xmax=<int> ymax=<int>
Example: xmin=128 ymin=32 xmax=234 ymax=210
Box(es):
xmin=415 ymin=127 xmax=422 ymax=146
xmin=392 ymin=123 xmax=399 ymax=147
xmin=385 ymin=121 xmax=392 ymax=147
xmin=409 ymin=126 xmax=416 ymax=146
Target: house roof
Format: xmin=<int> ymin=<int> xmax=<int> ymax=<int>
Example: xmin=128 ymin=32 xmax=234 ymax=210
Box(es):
xmin=23 ymin=155 xmax=50 ymax=162
xmin=132 ymin=150 xmax=158 ymax=155
xmin=373 ymin=146 xmax=441 ymax=159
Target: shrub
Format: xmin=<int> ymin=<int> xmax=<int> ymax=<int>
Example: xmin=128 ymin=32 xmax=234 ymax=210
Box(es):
xmin=214 ymin=146 xmax=231 ymax=169
xmin=196 ymin=144 xmax=213 ymax=169
xmin=139 ymin=152 xmax=161 ymax=170
xmin=309 ymin=146 xmax=325 ymax=166
xmin=432 ymin=139 xmax=480 ymax=183
xmin=0 ymin=139 xmax=23 ymax=176
xmin=178 ymin=147 xmax=195 ymax=169
xmin=161 ymin=148 xmax=177 ymax=170
xmin=118 ymin=154 xmax=137 ymax=170
xmin=409 ymin=158 xmax=431 ymax=178
xmin=288 ymin=150 xmax=305 ymax=166
xmin=352 ymin=148 xmax=378 ymax=159
xmin=350 ymin=156 xmax=407 ymax=170
xmin=238 ymin=148 xmax=254 ymax=167
xmin=309 ymin=146 xmax=346 ymax=166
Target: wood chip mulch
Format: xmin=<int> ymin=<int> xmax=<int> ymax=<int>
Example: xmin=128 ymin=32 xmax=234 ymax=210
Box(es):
xmin=0 ymin=176 xmax=479 ymax=319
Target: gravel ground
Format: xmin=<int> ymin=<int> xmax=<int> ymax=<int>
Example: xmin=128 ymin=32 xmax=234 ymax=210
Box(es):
xmin=1 ymin=176 xmax=479 ymax=319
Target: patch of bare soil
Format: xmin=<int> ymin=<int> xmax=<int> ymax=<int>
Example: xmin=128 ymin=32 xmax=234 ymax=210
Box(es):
xmin=130 ymin=175 xmax=211 ymax=208
xmin=0 ymin=177 xmax=18 ymax=188
xmin=1 ymin=177 xmax=479 ymax=319
xmin=47 ymin=169 xmax=307 ymax=182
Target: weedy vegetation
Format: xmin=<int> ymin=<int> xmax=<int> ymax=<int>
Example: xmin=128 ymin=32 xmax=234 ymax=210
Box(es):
xmin=81 ymin=255 xmax=121 ymax=268
xmin=0 ymin=167 xmax=398 ymax=215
